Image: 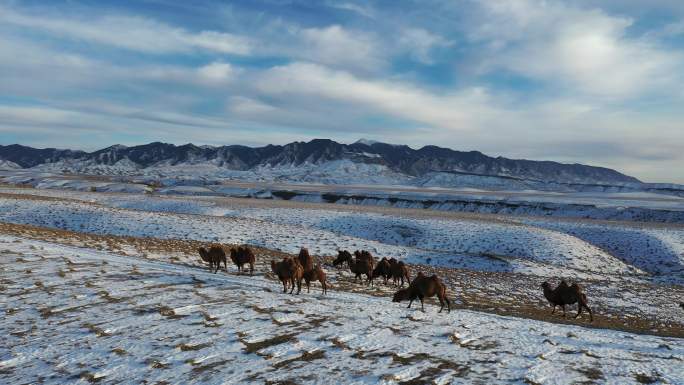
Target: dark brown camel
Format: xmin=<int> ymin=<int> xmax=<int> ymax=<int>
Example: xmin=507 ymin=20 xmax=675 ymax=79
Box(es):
xmin=198 ymin=246 xmax=227 ymax=273
xmin=372 ymin=257 xmax=392 ymax=284
xmin=298 ymin=247 xmax=314 ymax=272
xmin=230 ymin=246 xmax=256 ymax=275
xmin=354 ymin=250 xmax=376 ymax=266
xmin=392 ymin=272 xmax=451 ymax=313
xmin=389 ymin=258 xmax=410 ymax=287
xmin=541 ymin=280 xmax=593 ymax=322
xmin=333 ymin=250 xmax=373 ymax=285
xmin=270 ymin=257 xmax=303 ymax=294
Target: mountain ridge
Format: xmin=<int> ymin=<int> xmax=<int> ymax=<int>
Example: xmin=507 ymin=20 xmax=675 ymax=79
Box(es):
xmin=0 ymin=139 xmax=640 ymax=185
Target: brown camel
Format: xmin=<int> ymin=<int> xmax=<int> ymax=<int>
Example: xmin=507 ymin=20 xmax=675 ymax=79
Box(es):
xmin=271 ymin=257 xmax=303 ymax=294
xmin=298 ymin=247 xmax=314 ymax=272
xmin=389 ymin=259 xmax=410 ymax=287
xmin=392 ymin=272 xmax=451 ymax=313
xmin=230 ymin=246 xmax=256 ymax=275
xmin=541 ymin=280 xmax=593 ymax=322
xmin=372 ymin=257 xmax=392 ymax=285
xmin=303 ymin=264 xmax=328 ymax=295
xmin=333 ymin=250 xmax=373 ymax=285
xmin=198 ymin=246 xmax=227 ymax=273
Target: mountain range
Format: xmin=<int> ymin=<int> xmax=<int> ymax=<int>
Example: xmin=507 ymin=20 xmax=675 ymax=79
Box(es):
xmin=0 ymin=139 xmax=640 ymax=185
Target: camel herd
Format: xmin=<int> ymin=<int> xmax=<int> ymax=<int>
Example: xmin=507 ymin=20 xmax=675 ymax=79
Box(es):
xmin=198 ymin=245 xmax=255 ymax=274
xmin=197 ymin=244 xmax=593 ymax=321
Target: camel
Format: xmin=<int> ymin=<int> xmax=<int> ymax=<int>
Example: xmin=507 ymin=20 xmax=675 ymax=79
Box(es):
xmin=354 ymin=250 xmax=375 ymax=266
xmin=271 ymin=257 xmax=303 ymax=294
xmin=303 ymin=264 xmax=328 ymax=295
xmin=392 ymin=272 xmax=451 ymax=313
xmin=198 ymin=246 xmax=227 ymax=273
xmin=333 ymin=250 xmax=373 ymax=285
xmin=230 ymin=246 xmax=256 ymax=275
xmin=298 ymin=247 xmax=314 ymax=272
xmin=372 ymin=257 xmax=392 ymax=285
xmin=389 ymin=259 xmax=410 ymax=287
xmin=541 ymin=280 xmax=593 ymax=322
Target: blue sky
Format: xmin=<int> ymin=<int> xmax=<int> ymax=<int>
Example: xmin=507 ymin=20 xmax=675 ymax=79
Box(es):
xmin=1 ymin=0 xmax=683 ymax=183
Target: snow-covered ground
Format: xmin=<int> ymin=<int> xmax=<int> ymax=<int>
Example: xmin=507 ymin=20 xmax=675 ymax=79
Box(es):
xmin=0 ymin=192 xmax=656 ymax=281
xmin=1 ymin=235 xmax=682 ymax=385
xmin=4 ymin=188 xmax=684 ymax=278
xmin=3 ymin=169 xmax=684 ymax=223
xmin=517 ymin=218 xmax=684 ymax=277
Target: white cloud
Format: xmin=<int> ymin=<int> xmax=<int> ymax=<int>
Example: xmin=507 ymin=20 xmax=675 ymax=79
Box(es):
xmin=327 ymin=2 xmax=375 ymax=19
xmin=398 ymin=28 xmax=452 ymax=64
xmin=0 ymin=5 xmax=251 ymax=55
xmin=469 ymin=0 xmax=682 ymax=98
xmin=196 ymin=62 xmax=237 ymax=84
xmin=254 ymin=62 xmax=493 ymax=130
xmin=295 ymin=25 xmax=384 ymax=72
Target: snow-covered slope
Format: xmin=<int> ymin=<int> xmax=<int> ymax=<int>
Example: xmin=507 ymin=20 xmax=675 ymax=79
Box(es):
xmin=1 ymin=235 xmax=682 ymax=385
xmin=518 ymin=218 xmax=684 ymax=276
xmin=0 ymin=159 xmax=21 ymax=170
xmin=0 ymin=194 xmax=653 ymax=278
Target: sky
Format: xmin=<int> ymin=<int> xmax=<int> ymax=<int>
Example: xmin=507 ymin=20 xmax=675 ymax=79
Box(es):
xmin=0 ymin=0 xmax=683 ymax=183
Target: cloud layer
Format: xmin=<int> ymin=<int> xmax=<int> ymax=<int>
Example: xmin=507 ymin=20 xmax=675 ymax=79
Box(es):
xmin=0 ymin=0 xmax=683 ymax=183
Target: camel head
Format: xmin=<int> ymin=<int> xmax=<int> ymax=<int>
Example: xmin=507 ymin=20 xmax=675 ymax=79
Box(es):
xmin=333 ymin=250 xmax=351 ymax=266
xmin=392 ymin=288 xmax=411 ymax=303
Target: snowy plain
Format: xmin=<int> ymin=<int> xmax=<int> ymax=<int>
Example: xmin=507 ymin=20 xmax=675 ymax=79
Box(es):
xmin=3 ymin=169 xmax=684 ymax=223
xmin=0 ymin=190 xmax=655 ymax=280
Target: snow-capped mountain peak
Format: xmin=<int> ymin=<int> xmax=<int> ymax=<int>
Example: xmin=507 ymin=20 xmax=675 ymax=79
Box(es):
xmin=355 ymin=138 xmax=381 ymax=146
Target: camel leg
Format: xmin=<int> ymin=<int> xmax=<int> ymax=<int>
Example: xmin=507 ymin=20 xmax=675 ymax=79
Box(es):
xmin=438 ymin=296 xmax=444 ymax=313
xmin=551 ymin=304 xmax=556 ymax=315
xmin=321 ymin=280 xmax=327 ymax=295
xmin=575 ymin=303 xmax=583 ymax=319
xmin=289 ymin=278 xmax=295 ymax=294
xmin=445 ymin=296 xmax=451 ymax=313
xmin=296 ymin=279 xmax=301 ymax=295
xmin=420 ymin=297 xmax=425 ymax=312
xmin=306 ymin=278 xmax=311 ymax=293
xmin=407 ymin=299 xmax=413 ymax=309
xmin=586 ymin=305 xmax=593 ymax=322
xmin=561 ymin=304 xmax=566 ymax=318
xmin=282 ymin=279 xmax=287 ymax=293
xmin=250 ymin=262 xmax=254 ymax=276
